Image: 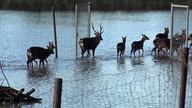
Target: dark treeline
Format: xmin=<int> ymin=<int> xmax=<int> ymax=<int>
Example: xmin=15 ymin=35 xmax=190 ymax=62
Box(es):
xmin=0 ymin=0 xmax=192 ymax=11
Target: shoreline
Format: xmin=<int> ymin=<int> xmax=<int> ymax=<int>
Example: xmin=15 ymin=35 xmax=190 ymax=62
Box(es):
xmin=0 ymin=1 xmax=190 ymax=11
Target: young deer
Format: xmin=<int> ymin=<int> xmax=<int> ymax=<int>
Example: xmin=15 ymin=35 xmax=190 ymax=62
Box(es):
xmin=151 ymin=37 xmax=180 ymax=56
xmin=117 ymin=36 xmax=126 ymax=58
xmin=130 ymin=34 xmax=149 ymax=57
xmin=27 ymin=41 xmax=55 ymax=67
xmin=79 ymin=24 xmax=104 ymax=59
xmin=156 ymin=27 xmax=169 ymax=39
xmin=151 ymin=38 xmax=170 ymax=55
xmin=172 ymin=29 xmax=187 ymax=48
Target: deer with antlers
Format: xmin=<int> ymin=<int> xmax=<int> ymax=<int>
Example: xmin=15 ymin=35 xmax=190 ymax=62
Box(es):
xmin=79 ymin=24 xmax=104 ymax=59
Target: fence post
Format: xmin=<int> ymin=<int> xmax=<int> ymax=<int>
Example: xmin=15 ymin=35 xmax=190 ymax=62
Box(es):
xmin=179 ymin=47 xmax=189 ymax=108
xmin=53 ymin=78 xmax=62 ymax=108
xmin=52 ymin=6 xmax=58 ymax=59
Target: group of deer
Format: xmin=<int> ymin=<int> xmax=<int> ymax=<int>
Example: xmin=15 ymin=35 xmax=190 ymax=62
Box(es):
xmin=27 ymin=24 xmax=103 ymax=68
xmin=26 ymin=25 xmax=190 ymax=67
xmin=78 ymin=23 xmax=151 ymax=59
xmin=78 ymin=23 xmax=150 ymax=59
xmin=151 ymin=27 xmax=188 ymax=56
xmin=116 ymin=34 xmax=150 ymax=58
xmin=116 ymin=27 xmax=190 ymax=58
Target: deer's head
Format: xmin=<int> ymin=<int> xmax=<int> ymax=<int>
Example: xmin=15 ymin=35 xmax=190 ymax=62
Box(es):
xmin=122 ymin=36 xmax=126 ymax=43
xmin=92 ymin=24 xmax=104 ymax=41
xmin=164 ymin=27 xmax=169 ymax=35
xmin=142 ymin=34 xmax=149 ymax=40
xmin=181 ymin=28 xmax=186 ymax=37
xmin=47 ymin=41 xmax=55 ymax=54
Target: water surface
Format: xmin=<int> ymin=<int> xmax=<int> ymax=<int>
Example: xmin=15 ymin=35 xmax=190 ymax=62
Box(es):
xmin=0 ymin=10 xmax=192 ymax=108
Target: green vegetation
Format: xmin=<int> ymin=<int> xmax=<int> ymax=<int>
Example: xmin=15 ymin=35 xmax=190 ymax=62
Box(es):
xmin=0 ymin=0 xmax=192 ymax=11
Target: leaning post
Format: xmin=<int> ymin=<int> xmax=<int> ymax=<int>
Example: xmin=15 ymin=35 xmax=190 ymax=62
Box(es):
xmin=53 ymin=78 xmax=63 ymax=108
xmin=179 ymin=47 xmax=189 ymax=108
xmin=52 ymin=6 xmax=58 ymax=58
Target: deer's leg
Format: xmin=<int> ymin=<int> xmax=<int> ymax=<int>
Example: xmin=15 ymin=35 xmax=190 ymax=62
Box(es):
xmin=151 ymin=48 xmax=153 ymax=55
xmin=130 ymin=49 xmax=135 ymax=57
xmin=39 ymin=60 xmax=41 ymax=67
xmin=151 ymin=47 xmax=156 ymax=55
xmin=45 ymin=59 xmax=48 ymax=64
xmin=42 ymin=60 xmax=45 ymax=66
xmin=130 ymin=50 xmax=133 ymax=57
xmin=87 ymin=50 xmax=90 ymax=57
xmin=34 ymin=59 xmax=38 ymax=65
xmin=117 ymin=51 xmax=119 ymax=57
xmin=158 ymin=48 xmax=161 ymax=56
xmin=39 ymin=59 xmax=44 ymax=67
xmin=133 ymin=50 xmax=137 ymax=57
xmin=117 ymin=48 xmax=119 ymax=57
xmin=81 ymin=49 xmax=86 ymax=59
xmin=121 ymin=50 xmax=124 ymax=57
xmin=27 ymin=60 xmax=31 ymax=68
xmin=120 ymin=50 xmax=122 ymax=57
xmin=92 ymin=49 xmax=95 ymax=58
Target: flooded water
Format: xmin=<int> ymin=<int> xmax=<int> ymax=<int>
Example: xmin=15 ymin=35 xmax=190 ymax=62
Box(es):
xmin=0 ymin=10 xmax=192 ymax=108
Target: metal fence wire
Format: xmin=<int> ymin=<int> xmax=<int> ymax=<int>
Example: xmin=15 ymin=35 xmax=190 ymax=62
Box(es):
xmin=60 ymin=57 xmax=192 ymax=108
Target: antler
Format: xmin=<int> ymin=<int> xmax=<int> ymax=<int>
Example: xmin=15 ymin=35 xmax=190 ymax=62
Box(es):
xmin=99 ymin=24 xmax=104 ymax=34
xmin=92 ymin=23 xmax=97 ymax=33
xmin=92 ymin=23 xmax=104 ymax=34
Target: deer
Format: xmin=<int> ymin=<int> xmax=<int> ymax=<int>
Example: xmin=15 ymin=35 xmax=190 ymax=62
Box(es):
xmin=172 ymin=29 xmax=187 ymax=49
xmin=130 ymin=34 xmax=149 ymax=57
xmin=27 ymin=50 xmax=37 ymax=67
xmin=79 ymin=24 xmax=104 ymax=59
xmin=156 ymin=27 xmax=169 ymax=39
xmin=151 ymin=37 xmax=181 ymax=56
xmin=151 ymin=38 xmax=170 ymax=55
xmin=117 ymin=36 xmax=126 ymax=58
xmin=27 ymin=41 xmax=55 ymax=67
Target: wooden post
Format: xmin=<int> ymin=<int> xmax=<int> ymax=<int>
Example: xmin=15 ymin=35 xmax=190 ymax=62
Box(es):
xmin=179 ymin=47 xmax=189 ymax=108
xmin=52 ymin=6 xmax=58 ymax=58
xmin=26 ymin=88 xmax=35 ymax=96
xmin=15 ymin=88 xmax=24 ymax=98
xmin=53 ymin=78 xmax=62 ymax=108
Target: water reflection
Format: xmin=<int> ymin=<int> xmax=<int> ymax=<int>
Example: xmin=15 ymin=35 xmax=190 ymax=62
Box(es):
xmin=27 ymin=66 xmax=51 ymax=77
xmin=130 ymin=56 xmax=144 ymax=65
xmin=116 ymin=57 xmax=126 ymax=72
xmin=152 ymin=54 xmax=170 ymax=61
xmin=26 ymin=66 xmax=53 ymax=86
xmin=74 ymin=58 xmax=101 ymax=79
xmin=117 ymin=57 xmax=125 ymax=64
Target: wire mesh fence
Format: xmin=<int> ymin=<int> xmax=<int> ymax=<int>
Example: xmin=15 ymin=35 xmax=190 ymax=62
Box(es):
xmin=59 ymin=57 xmax=192 ymax=108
